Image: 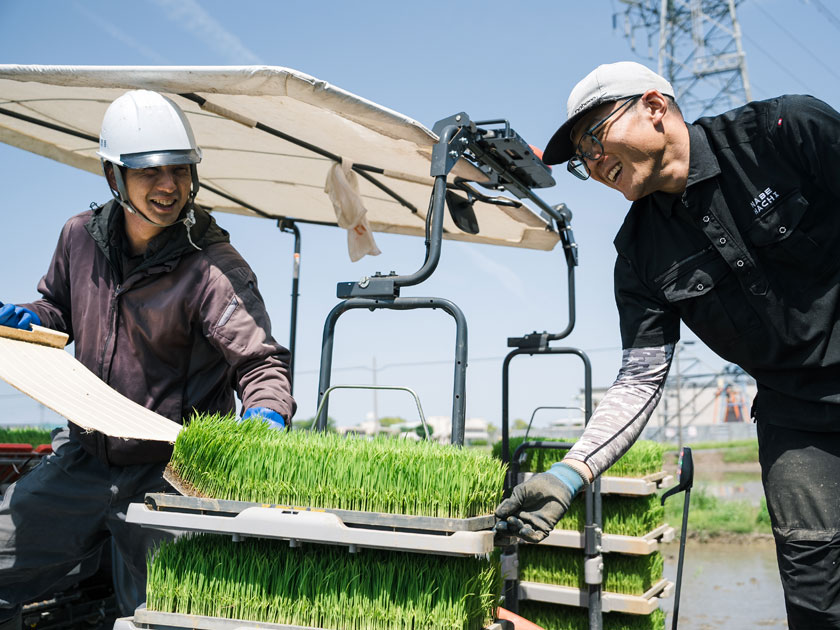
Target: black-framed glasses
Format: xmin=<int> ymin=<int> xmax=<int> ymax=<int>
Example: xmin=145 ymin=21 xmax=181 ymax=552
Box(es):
xmin=567 ymin=96 xmax=640 ymax=180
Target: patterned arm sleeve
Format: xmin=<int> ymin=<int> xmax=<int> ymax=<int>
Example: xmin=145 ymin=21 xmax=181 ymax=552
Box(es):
xmin=564 ymin=344 xmax=673 ymax=478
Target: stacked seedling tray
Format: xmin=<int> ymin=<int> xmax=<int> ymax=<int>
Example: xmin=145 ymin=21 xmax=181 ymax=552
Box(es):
xmin=0 ymin=427 xmax=53 ymax=490
xmin=121 ymin=414 xmax=508 ymax=630
xmin=498 ymin=438 xmax=674 ymax=629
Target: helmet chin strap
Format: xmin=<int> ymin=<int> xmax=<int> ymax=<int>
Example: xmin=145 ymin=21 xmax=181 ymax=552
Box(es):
xmin=108 ymin=162 xmax=202 ymax=251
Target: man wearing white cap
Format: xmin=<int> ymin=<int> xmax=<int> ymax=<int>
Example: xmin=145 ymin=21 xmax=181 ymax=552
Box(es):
xmin=496 ymin=61 xmax=840 ymax=628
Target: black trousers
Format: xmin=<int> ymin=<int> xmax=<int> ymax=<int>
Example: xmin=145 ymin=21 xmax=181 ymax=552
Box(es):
xmin=757 ymin=421 xmax=840 ymax=629
xmin=0 ymin=430 xmax=172 ymax=619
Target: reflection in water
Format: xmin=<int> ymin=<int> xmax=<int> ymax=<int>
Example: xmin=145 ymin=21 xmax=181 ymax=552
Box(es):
xmin=695 ymin=471 xmax=765 ymax=505
xmin=661 ymin=540 xmax=787 ymax=629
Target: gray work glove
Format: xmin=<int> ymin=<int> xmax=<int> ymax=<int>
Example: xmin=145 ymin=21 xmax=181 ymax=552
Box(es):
xmin=494 ymin=462 xmax=586 ymax=543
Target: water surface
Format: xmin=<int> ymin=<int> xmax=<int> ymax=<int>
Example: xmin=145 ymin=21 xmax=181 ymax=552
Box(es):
xmin=661 ymin=540 xmax=787 ymax=629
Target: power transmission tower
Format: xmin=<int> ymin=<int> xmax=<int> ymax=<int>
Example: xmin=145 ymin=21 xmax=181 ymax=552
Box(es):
xmin=616 ymin=0 xmax=752 ymax=119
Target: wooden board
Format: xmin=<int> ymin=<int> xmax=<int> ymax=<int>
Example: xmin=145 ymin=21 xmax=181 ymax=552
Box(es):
xmin=0 ymin=326 xmax=181 ymax=442
xmin=0 ymin=324 xmax=68 ymax=348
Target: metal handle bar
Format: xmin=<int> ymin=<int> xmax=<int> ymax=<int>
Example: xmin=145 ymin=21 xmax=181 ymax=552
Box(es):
xmin=313 ymin=384 xmax=430 ymax=440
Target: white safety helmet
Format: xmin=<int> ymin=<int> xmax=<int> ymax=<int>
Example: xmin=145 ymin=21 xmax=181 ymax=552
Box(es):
xmin=98 ymin=90 xmax=201 ymax=169
xmin=98 ymin=90 xmax=203 ymax=245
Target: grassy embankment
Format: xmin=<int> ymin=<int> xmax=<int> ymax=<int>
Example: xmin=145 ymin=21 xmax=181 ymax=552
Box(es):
xmin=0 ymin=427 xmax=52 ymax=446
xmin=665 ymin=440 xmax=770 ymax=537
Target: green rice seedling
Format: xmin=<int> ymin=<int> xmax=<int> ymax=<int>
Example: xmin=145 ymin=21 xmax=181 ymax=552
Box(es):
xmin=518 ymin=546 xmax=664 ymax=596
xmin=604 ymin=441 xmax=667 ymax=478
xmin=170 ymin=414 xmax=506 ymax=518
xmin=0 ymin=427 xmax=52 ymax=446
xmin=518 ymin=602 xmax=665 ymax=630
xmin=493 ymin=437 xmax=665 ymax=478
xmin=555 ymin=493 xmax=665 ymax=537
xmin=147 ymin=533 xmax=501 ymax=630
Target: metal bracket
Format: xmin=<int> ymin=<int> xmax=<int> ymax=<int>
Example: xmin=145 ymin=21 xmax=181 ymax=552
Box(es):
xmin=336 ymin=273 xmax=400 ymax=299
xmin=584 ymin=524 xmax=603 ymax=556
xmin=506 ymin=331 xmax=550 ymax=349
xmin=500 ymin=548 xmax=519 ymax=581
xmin=430 ymin=113 xmax=474 ymax=178
xmin=584 ymin=554 xmax=604 ymax=585
xmin=471 ymin=119 xmax=555 ymax=192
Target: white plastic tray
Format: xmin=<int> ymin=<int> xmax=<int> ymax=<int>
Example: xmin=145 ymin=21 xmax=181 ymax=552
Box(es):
xmin=117 ymin=609 xmax=511 ymax=630
xmin=126 ymin=502 xmax=493 ymax=556
xmin=145 ymin=491 xmax=495 ymax=532
xmin=518 ymin=471 xmax=674 ymax=496
xmin=536 ymin=523 xmax=675 ymax=555
xmin=518 ymin=579 xmax=674 ymax=615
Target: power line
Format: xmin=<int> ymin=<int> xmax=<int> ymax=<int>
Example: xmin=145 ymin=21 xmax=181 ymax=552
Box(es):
xmin=739 ymin=28 xmax=812 ymax=93
xmin=755 ymin=1 xmax=840 ymax=82
xmin=806 ymin=0 xmax=840 ymax=34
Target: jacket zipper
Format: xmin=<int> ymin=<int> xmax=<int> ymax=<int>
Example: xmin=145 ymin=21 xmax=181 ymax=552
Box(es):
xmin=654 ymin=245 xmax=718 ymax=286
xmin=99 ymin=283 xmax=123 ymax=381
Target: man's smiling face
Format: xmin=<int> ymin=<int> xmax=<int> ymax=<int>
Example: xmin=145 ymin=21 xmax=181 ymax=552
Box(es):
xmin=570 ymin=96 xmax=668 ymax=202
xmin=123 ymin=164 xmax=192 ymax=226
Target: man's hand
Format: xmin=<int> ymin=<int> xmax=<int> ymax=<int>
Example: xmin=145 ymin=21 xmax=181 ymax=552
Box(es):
xmin=0 ymin=302 xmax=41 ymax=330
xmin=241 ymin=407 xmax=285 ymax=430
xmin=494 ymin=462 xmax=585 ymax=542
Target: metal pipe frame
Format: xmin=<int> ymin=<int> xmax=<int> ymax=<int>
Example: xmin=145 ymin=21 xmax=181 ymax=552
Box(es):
xmin=316 ymin=296 xmax=468 ymax=445
xmin=499 ymin=348 xmax=602 ymax=629
xmin=278 ymin=219 xmax=301 ymax=392
xmin=396 ymin=175 xmax=447 ymax=288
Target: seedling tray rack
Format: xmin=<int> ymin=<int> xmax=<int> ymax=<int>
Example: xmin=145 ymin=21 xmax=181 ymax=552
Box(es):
xmin=536 ymin=523 xmax=675 ymax=556
xmin=117 ymin=609 xmax=512 ymax=630
xmin=517 ymin=471 xmax=674 ymax=496
xmin=518 ymin=579 xmax=674 ymax=616
xmin=128 ymin=494 xmax=494 ymax=556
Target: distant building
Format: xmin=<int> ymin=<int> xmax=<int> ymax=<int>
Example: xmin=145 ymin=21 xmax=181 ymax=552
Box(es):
xmin=338 ymin=415 xmax=493 ymax=445
xmin=595 ymin=369 xmax=757 ymax=429
xmin=514 ymin=364 xmax=759 ymax=445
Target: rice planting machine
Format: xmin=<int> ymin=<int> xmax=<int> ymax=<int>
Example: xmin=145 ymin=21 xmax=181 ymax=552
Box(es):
xmin=0 ymin=65 xmax=688 ymax=630
xmin=117 ymin=106 xmax=574 ymax=630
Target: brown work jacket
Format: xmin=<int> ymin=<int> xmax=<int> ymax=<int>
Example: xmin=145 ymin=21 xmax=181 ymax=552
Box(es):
xmin=23 ymin=201 xmax=295 ymax=465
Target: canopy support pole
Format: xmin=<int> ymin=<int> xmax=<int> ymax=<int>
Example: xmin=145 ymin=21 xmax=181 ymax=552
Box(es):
xmin=278 ymin=219 xmax=301 ymax=393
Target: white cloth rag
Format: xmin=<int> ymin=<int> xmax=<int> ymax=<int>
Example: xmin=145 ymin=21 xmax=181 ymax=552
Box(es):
xmin=324 ymin=160 xmax=381 ymax=262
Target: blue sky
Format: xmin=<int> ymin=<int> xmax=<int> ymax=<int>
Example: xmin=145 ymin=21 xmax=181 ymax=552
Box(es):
xmin=1 ymin=0 xmax=838 ymax=429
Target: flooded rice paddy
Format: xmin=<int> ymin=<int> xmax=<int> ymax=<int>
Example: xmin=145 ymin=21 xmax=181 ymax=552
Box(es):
xmin=661 ymin=539 xmax=787 ymax=629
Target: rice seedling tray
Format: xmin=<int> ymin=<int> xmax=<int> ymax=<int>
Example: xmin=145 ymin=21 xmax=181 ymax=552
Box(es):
xmin=117 ymin=609 xmax=513 ymax=630
xmin=126 ymin=501 xmax=494 ymax=556
xmin=518 ymin=579 xmax=674 ymax=615
xmin=144 ymin=492 xmax=495 ymax=533
xmin=517 ymin=471 xmax=674 ymax=496
xmin=536 ymin=523 xmax=675 ymax=555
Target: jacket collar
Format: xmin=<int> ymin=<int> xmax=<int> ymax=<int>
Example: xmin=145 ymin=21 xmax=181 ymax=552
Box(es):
xmin=86 ymin=200 xmax=230 ymax=278
xmin=646 ymin=122 xmax=721 ymax=218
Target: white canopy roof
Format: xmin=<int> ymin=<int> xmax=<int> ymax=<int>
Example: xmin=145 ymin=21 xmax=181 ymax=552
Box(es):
xmin=0 ymin=65 xmax=559 ymax=251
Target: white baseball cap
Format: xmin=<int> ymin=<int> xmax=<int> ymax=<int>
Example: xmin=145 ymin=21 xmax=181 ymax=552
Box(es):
xmin=542 ymin=61 xmax=674 ymax=165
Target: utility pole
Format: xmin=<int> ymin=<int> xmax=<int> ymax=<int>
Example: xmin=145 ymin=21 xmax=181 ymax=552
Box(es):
xmin=616 ymin=0 xmax=752 ymax=119
xmin=371 ymin=356 xmax=379 ymax=432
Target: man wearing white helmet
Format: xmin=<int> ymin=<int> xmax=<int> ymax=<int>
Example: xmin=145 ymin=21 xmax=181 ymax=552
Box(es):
xmin=495 ymin=62 xmax=840 ymax=628
xmin=0 ymin=90 xmax=295 ymax=626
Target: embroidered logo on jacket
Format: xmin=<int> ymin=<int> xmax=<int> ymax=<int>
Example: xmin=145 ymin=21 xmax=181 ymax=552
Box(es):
xmin=750 ymin=187 xmax=780 ymax=215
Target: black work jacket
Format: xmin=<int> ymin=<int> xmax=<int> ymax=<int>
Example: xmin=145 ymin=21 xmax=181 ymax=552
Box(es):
xmin=614 ymin=95 xmax=840 ymax=430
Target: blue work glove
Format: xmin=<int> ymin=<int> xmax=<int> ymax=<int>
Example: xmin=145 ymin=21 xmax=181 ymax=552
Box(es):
xmin=0 ymin=302 xmax=41 ymax=330
xmin=242 ymin=407 xmax=286 ymax=430
xmin=494 ymin=462 xmax=585 ymax=543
